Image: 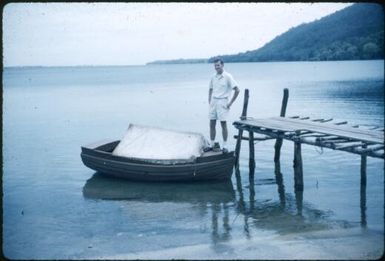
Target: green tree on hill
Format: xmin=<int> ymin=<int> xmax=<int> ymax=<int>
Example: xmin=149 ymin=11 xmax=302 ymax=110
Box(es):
xmin=209 ymin=3 xmax=384 ymax=63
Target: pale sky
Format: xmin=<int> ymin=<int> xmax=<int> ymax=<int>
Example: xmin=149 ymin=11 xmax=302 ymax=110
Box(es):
xmin=3 ymin=2 xmax=352 ymax=67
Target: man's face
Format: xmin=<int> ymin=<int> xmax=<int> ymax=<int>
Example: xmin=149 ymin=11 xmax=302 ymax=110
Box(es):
xmin=214 ymin=61 xmax=224 ymax=74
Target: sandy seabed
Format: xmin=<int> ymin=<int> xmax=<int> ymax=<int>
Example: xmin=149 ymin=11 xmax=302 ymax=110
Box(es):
xmin=97 ymin=227 xmax=383 ymax=260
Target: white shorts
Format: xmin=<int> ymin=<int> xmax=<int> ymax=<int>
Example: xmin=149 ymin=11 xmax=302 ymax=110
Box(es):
xmin=209 ymin=98 xmax=229 ymax=121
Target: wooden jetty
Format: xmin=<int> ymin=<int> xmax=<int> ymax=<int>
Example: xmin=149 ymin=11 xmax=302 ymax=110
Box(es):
xmin=233 ymin=88 xmax=384 ymax=193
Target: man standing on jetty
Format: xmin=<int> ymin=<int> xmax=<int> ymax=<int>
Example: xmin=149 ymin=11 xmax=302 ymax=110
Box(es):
xmin=208 ymin=58 xmax=240 ymax=152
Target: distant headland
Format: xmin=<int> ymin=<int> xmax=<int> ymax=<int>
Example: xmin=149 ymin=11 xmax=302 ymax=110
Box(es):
xmin=146 ymin=58 xmax=208 ymax=65
xmin=147 ymin=3 xmax=384 ymax=65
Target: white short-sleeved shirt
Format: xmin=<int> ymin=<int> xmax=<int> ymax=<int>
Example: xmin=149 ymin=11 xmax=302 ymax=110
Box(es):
xmin=209 ymin=71 xmax=238 ymax=99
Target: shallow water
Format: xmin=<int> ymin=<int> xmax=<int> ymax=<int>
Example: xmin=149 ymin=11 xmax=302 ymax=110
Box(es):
xmin=3 ymin=60 xmax=384 ymax=259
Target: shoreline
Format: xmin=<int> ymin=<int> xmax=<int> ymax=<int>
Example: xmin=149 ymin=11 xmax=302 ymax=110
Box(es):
xmin=99 ymin=227 xmax=384 ymax=260
xmin=4 ymin=59 xmax=384 ymax=69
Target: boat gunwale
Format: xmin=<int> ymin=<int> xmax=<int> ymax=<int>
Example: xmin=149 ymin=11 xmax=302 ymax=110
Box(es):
xmin=81 ymin=152 xmax=235 ymax=172
xmin=81 ymin=140 xmax=235 ymax=167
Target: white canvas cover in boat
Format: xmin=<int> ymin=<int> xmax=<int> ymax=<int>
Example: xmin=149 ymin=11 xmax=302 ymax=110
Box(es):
xmin=112 ymin=124 xmax=208 ymax=161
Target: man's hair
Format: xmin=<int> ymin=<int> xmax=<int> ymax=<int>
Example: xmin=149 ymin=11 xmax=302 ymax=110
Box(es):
xmin=213 ymin=58 xmax=224 ymax=65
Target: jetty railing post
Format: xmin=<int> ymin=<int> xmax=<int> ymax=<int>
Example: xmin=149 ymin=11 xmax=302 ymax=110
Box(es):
xmin=235 ymin=89 xmax=249 ymax=169
xmin=274 ymin=88 xmax=289 ymax=163
xmin=293 ymin=130 xmax=304 ymax=191
xmin=360 ymin=143 xmax=367 ymax=227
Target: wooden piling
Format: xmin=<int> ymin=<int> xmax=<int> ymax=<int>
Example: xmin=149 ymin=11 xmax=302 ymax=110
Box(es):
xmin=274 ymin=88 xmax=289 ymax=163
xmin=293 ymin=130 xmax=304 ymax=191
xmin=235 ymin=89 xmax=249 ymax=168
xmin=249 ymin=172 xmax=255 ymax=208
xmin=360 ymin=143 xmax=367 ymax=227
xmin=361 ymin=144 xmax=367 ymax=183
xmin=274 ymin=161 xmax=286 ymax=208
xmin=249 ymin=131 xmax=255 ymax=175
xmin=295 ymin=188 xmax=303 ymax=216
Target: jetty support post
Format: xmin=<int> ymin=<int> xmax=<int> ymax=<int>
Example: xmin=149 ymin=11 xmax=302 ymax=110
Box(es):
xmin=360 ymin=143 xmax=367 ymax=227
xmin=293 ymin=130 xmax=304 ymax=191
xmin=235 ymin=89 xmax=249 ymax=169
xmin=249 ymin=131 xmax=255 ymax=176
xmin=274 ymin=88 xmax=289 ymax=163
xmin=295 ymin=187 xmax=303 ymax=216
xmin=274 ymin=161 xmax=286 ymax=208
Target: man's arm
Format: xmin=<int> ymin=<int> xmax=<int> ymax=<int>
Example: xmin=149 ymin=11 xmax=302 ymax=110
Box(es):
xmin=209 ymin=88 xmax=213 ymax=104
xmin=227 ymin=86 xmax=240 ymax=109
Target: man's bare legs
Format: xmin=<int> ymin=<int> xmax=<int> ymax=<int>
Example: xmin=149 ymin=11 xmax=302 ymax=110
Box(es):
xmin=210 ymin=120 xmax=216 ymax=146
xmin=220 ymin=121 xmax=228 ymax=149
xmin=210 ymin=120 xmax=228 ymax=149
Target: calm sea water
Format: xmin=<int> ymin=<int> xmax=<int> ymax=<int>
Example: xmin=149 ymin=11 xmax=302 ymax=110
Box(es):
xmin=3 ymin=60 xmax=384 ymax=259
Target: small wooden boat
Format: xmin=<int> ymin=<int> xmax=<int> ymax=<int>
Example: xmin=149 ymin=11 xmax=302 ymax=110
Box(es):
xmin=81 ymin=139 xmax=235 ymax=181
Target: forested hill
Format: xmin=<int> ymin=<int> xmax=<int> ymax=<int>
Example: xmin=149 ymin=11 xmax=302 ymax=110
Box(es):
xmin=209 ymin=3 xmax=384 ymax=62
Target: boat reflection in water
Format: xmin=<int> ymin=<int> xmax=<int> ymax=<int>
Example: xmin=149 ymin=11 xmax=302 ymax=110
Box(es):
xmin=83 ymin=172 xmax=236 ymax=203
xmin=83 ymin=173 xmax=236 ymax=252
xmin=82 ymin=164 xmax=358 ymax=251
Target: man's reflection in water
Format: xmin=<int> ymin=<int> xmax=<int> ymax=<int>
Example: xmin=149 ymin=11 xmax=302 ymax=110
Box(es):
xmin=210 ymin=203 xmax=231 ymax=246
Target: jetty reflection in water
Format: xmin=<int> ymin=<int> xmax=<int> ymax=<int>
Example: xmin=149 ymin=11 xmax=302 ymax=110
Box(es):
xmin=233 ymin=167 xmax=331 ymax=237
xmin=82 ymin=164 xmax=360 ymax=248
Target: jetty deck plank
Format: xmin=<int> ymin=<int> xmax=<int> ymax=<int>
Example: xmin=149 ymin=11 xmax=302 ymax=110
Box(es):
xmin=235 ymin=117 xmax=384 ymax=144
